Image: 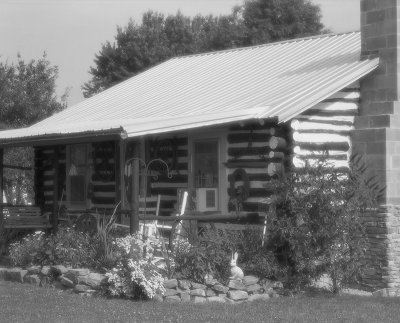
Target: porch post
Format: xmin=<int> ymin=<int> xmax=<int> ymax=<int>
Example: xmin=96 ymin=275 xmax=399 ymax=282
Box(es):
xmin=0 ymin=148 xmax=4 ymax=253
xmin=0 ymin=149 xmax=3 ymax=215
xmin=130 ymin=141 xmax=140 ymax=234
xmin=52 ymin=147 xmax=59 ymax=230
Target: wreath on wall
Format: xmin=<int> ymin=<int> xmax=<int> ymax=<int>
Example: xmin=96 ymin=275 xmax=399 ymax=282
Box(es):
xmin=228 ymin=168 xmax=250 ymax=212
xmin=93 ymin=142 xmax=115 ymax=182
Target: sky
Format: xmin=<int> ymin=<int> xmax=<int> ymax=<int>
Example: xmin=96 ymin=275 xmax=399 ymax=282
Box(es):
xmin=0 ymin=0 xmax=360 ymax=106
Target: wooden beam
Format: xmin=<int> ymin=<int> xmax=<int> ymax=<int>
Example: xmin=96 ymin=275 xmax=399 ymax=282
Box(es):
xmin=0 ymin=149 xmax=4 ymax=254
xmin=119 ymin=139 xmax=126 ymax=209
xmin=137 ymin=211 xmax=263 ymax=221
xmin=52 ymin=147 xmax=59 ymax=230
xmin=130 ymin=141 xmax=140 ymax=234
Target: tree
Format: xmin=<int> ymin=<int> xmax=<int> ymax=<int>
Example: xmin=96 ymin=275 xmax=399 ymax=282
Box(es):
xmin=83 ymin=0 xmax=324 ymax=97
xmin=0 ymin=54 xmax=67 ymax=204
xmin=238 ymin=0 xmax=324 ymax=44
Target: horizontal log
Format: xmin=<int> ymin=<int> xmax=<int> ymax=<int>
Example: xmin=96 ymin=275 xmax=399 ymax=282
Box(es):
xmin=269 ymin=137 xmax=288 ymax=150
xmin=268 ymin=151 xmax=285 ymax=159
xmin=224 ymin=160 xmax=268 ymax=169
xmin=227 ymin=133 xmax=272 ymax=144
xmin=296 ymin=154 xmax=348 ymax=161
xmin=294 ymin=129 xmax=351 ymax=136
xmin=295 ymin=141 xmax=350 ymax=152
xmin=228 ymin=119 xmax=279 ymax=131
xmin=300 ymin=109 xmax=357 ymax=117
xmin=322 ymin=97 xmax=359 ymax=104
xmin=228 ymin=146 xmax=273 ymax=158
xmin=293 ymin=117 xmax=354 ymax=127
xmin=93 ymin=184 xmax=116 ymax=193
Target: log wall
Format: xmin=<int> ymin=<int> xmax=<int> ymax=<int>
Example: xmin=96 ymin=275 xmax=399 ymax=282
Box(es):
xmin=227 ymin=121 xmax=290 ymax=213
xmin=291 ymin=82 xmax=359 ymax=167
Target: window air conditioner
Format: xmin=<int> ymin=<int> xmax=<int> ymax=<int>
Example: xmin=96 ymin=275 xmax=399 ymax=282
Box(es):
xmin=196 ymin=188 xmax=218 ymax=212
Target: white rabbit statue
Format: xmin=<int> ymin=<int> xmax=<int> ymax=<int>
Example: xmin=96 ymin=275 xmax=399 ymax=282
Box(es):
xmin=229 ymin=251 xmax=244 ymax=281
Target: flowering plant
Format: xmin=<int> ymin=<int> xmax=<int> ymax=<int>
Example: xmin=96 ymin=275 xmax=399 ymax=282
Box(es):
xmin=105 ymin=234 xmax=165 ymax=299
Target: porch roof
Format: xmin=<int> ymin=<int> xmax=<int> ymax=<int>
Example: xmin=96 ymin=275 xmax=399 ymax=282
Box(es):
xmin=0 ymin=31 xmax=378 ymax=146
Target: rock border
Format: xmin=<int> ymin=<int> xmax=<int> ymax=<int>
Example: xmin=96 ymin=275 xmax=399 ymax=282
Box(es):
xmin=0 ymin=265 xmax=285 ymax=303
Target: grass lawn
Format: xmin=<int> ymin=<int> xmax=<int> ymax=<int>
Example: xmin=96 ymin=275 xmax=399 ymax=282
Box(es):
xmin=1 ymin=281 xmax=400 ymax=322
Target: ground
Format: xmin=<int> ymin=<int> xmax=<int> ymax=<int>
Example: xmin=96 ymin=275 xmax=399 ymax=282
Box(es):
xmin=1 ymin=280 xmax=400 ymax=322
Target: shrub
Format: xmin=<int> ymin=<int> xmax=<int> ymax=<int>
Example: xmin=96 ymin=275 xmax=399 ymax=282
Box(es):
xmin=8 ymin=227 xmax=96 ymax=268
xmin=267 ymin=157 xmax=380 ymax=292
xmin=105 ymin=234 xmax=165 ymax=299
xmin=173 ymin=226 xmax=282 ymax=283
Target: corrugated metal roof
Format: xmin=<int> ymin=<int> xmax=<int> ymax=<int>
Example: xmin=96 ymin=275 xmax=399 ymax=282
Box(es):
xmin=0 ymin=31 xmax=378 ymax=145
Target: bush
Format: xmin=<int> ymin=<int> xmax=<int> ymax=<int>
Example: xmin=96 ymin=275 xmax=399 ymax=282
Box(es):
xmin=267 ymin=157 xmax=380 ymax=292
xmin=8 ymin=227 xmax=96 ymax=268
xmin=105 ymin=234 xmax=165 ymax=299
xmin=173 ymin=226 xmax=282 ymax=283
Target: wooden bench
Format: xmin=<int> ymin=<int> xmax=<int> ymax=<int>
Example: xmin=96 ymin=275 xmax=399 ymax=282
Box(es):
xmin=2 ymin=206 xmax=52 ymax=229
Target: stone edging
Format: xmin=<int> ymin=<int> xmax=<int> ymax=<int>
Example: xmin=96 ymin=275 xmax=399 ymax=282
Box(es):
xmin=0 ymin=266 xmax=107 ymax=297
xmin=0 ymin=265 xmax=284 ymax=303
xmin=157 ymin=276 xmax=283 ymax=304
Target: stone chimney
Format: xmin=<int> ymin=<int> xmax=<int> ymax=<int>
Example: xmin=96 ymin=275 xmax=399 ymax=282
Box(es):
xmin=354 ymin=0 xmax=400 ymax=289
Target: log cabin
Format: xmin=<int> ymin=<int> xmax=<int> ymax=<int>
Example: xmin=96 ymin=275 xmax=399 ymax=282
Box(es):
xmin=1 ymin=0 xmax=400 ymax=289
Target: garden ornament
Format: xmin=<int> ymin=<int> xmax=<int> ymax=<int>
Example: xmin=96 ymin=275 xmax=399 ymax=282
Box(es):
xmin=230 ymin=252 xmax=244 ymax=281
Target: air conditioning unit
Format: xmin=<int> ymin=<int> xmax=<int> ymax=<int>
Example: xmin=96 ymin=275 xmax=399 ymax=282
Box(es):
xmin=196 ymin=188 xmax=218 ymax=212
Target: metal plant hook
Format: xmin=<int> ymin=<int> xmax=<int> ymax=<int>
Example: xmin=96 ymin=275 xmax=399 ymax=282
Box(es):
xmin=124 ymin=157 xmax=173 ymax=232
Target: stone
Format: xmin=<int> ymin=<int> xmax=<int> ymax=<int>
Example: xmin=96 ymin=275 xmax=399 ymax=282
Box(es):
xmin=165 ymin=295 xmax=181 ymax=303
xmin=191 ymin=296 xmax=207 ymax=303
xmin=23 ymin=274 xmax=40 ymax=285
xmin=152 ymin=294 xmax=164 ymax=302
xmin=67 ymin=268 xmax=90 ymax=277
xmin=243 ymin=275 xmax=259 ymax=286
xmin=164 ymin=278 xmax=178 ymax=289
xmin=164 ymin=288 xmax=179 ymax=296
xmin=205 ymin=278 xmax=218 ymax=287
xmin=228 ymin=280 xmax=246 ymax=290
xmin=74 ymin=284 xmax=92 ymax=293
xmin=191 ymin=282 xmax=206 ymax=290
xmin=180 ymin=292 xmax=191 ymax=302
xmin=248 ymin=294 xmax=271 ymax=302
xmin=205 ymin=289 xmax=216 ymax=297
xmin=78 ymin=273 xmax=107 ymax=290
xmin=50 ymin=265 xmax=68 ymax=276
xmin=4 ymin=269 xmax=27 ymax=283
xmin=207 ymin=296 xmax=225 ymax=303
xmin=228 ymin=290 xmax=248 ymax=301
xmin=190 ymin=288 xmax=206 ymax=297
xmin=246 ymin=283 xmax=262 ymax=293
xmin=213 ymin=284 xmax=229 ymax=293
xmin=59 ymin=276 xmax=74 ymax=288
xmin=178 ymin=279 xmax=191 ymax=290
xmin=262 ymin=279 xmax=283 ymax=291
xmin=27 ymin=266 xmax=41 ymax=275
xmin=41 ymin=266 xmax=51 ymax=276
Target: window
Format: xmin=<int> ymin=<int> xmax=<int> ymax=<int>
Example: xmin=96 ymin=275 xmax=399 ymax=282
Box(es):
xmin=67 ymin=144 xmax=89 ymax=207
xmin=193 ymin=139 xmax=219 ymax=188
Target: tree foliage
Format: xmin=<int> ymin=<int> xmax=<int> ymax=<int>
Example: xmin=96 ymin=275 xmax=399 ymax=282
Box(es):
xmin=0 ymin=54 xmax=67 ymax=204
xmin=83 ymin=0 xmax=325 ymax=97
